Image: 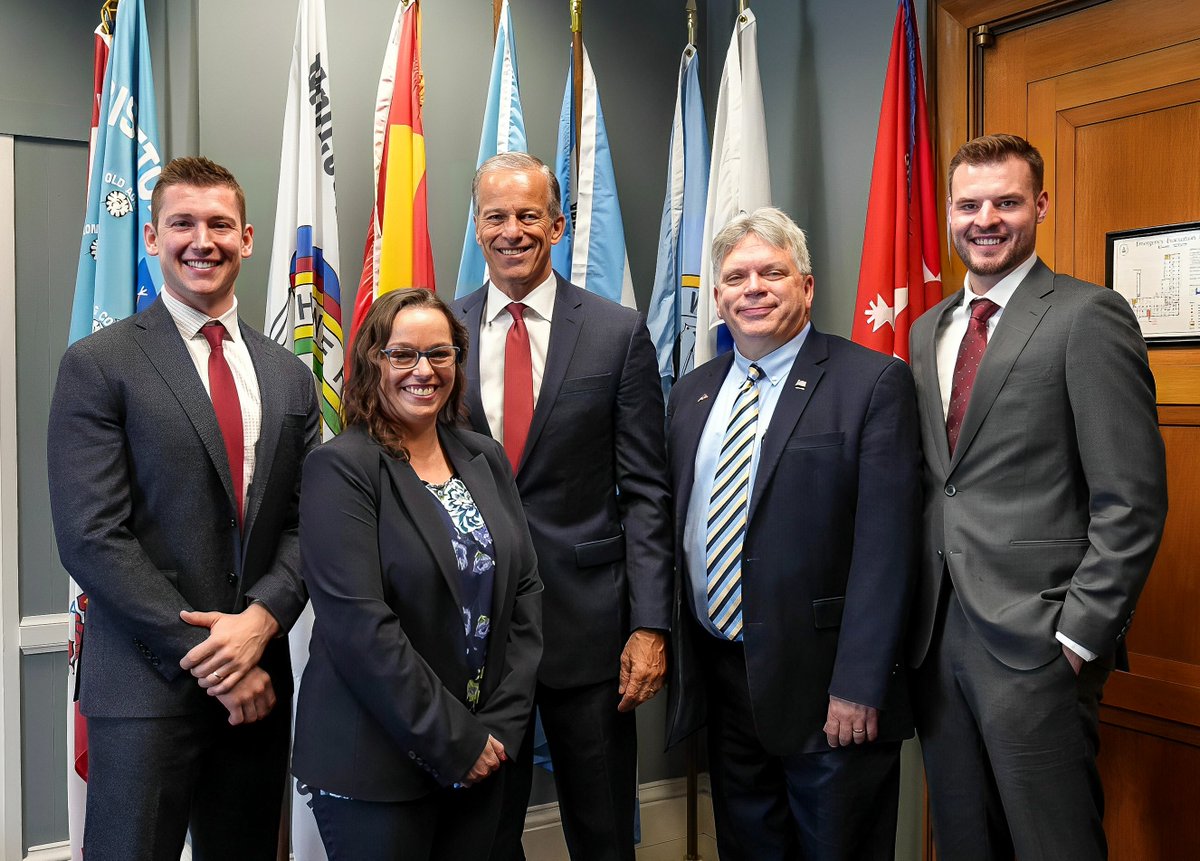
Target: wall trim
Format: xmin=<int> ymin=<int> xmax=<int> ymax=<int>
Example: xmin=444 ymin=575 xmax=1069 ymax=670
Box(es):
xmin=24 ymin=840 xmax=70 ymax=861
xmin=19 ymin=614 xmax=69 ymax=655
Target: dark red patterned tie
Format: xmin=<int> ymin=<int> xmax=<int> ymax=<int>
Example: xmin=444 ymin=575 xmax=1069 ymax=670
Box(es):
xmin=946 ymin=297 xmax=1000 ymax=454
xmin=202 ymin=322 xmax=244 ymax=525
xmin=503 ymin=303 xmax=533 ymax=474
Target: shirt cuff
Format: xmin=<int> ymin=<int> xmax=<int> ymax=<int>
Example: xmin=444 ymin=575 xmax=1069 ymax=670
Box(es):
xmin=1056 ymin=632 xmax=1098 ymax=663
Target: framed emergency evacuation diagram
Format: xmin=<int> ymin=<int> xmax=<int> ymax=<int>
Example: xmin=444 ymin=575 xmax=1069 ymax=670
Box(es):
xmin=1106 ymin=221 xmax=1200 ymax=344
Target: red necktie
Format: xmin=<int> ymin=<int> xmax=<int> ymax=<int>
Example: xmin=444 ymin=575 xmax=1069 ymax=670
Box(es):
xmin=202 ymin=322 xmax=245 ymax=525
xmin=503 ymin=303 xmax=533 ymax=474
xmin=946 ymin=297 xmax=1000 ymax=454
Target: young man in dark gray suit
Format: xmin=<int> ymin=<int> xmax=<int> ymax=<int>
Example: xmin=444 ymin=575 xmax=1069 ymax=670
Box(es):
xmin=908 ymin=134 xmax=1168 ymax=859
xmin=451 ymin=153 xmax=673 ymax=861
xmin=48 ymin=157 xmax=320 ymax=861
xmin=665 ymin=207 xmax=920 ymax=860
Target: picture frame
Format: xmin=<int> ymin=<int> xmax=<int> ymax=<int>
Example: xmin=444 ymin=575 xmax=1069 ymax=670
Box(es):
xmin=1105 ymin=221 xmax=1200 ymax=344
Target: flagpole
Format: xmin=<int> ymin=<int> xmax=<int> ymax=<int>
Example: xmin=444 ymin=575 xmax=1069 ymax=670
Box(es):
xmin=101 ymin=0 xmax=118 ymax=34
xmin=493 ymin=0 xmax=502 ymax=41
xmin=570 ymin=0 xmax=583 ymax=170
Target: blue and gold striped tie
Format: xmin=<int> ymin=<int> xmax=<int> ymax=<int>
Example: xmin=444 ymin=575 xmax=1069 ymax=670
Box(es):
xmin=705 ymin=364 xmax=763 ymax=640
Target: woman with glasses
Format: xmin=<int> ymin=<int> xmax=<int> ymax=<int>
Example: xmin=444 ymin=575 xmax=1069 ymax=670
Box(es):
xmin=292 ymin=288 xmax=543 ymax=860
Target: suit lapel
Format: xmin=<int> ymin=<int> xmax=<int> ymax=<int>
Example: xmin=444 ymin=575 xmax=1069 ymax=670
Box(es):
xmin=521 ymin=275 xmax=581 ymax=469
xmin=671 ymin=355 xmax=733 ymax=547
xmin=919 ymin=293 xmax=959 ymax=476
xmin=382 ymin=443 xmax=464 ymax=608
xmin=134 ymin=300 xmax=237 ymax=510
xmin=459 ymin=288 xmax=490 ymax=436
xmin=241 ymin=326 xmax=283 ymax=538
xmin=747 ymin=330 xmax=826 ymax=524
xmin=950 ymin=263 xmax=1052 ymax=470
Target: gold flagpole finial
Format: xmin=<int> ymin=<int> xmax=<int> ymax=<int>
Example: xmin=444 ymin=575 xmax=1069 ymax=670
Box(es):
xmin=570 ymin=0 xmax=583 ymax=34
xmin=100 ymin=0 xmax=119 ymax=35
xmin=686 ymin=0 xmax=698 ymax=49
xmin=738 ymin=0 xmax=750 ymax=23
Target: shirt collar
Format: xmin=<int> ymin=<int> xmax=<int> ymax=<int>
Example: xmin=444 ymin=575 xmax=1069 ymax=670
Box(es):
xmin=485 ymin=272 xmax=557 ymax=325
xmin=959 ymin=252 xmax=1038 ymax=312
xmin=731 ymin=322 xmax=811 ymax=388
xmin=160 ymin=289 xmax=243 ymax=343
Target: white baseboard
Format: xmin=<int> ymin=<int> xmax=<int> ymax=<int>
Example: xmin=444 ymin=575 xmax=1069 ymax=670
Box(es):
xmin=24 ymin=841 xmax=69 ymax=861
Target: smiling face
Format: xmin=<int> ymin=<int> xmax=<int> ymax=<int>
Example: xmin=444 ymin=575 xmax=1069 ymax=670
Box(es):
xmin=715 ymin=234 xmax=814 ymax=360
xmin=948 ymin=155 xmax=1048 ymax=294
xmin=144 ymin=183 xmax=253 ymax=316
xmin=474 ymin=168 xmax=565 ymax=301
xmin=377 ymin=306 xmax=457 ymax=436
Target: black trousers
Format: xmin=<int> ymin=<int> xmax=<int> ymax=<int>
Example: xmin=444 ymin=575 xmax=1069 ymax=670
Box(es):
xmin=489 ymin=677 xmax=638 ymax=861
xmin=701 ymin=633 xmax=902 ymax=861
xmin=309 ymin=770 xmax=506 ymax=861
xmin=913 ymin=588 xmax=1111 ymax=861
xmin=84 ymin=698 xmax=289 ymax=861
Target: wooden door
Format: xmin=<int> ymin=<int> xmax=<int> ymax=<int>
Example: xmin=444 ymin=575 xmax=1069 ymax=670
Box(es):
xmin=932 ymin=1 xmax=1200 ymax=857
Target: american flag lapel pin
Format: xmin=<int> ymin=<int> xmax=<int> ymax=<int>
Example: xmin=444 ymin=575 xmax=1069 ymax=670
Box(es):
xmin=697 ymin=393 xmax=710 ymax=403
xmin=795 ymin=379 xmax=807 ymax=390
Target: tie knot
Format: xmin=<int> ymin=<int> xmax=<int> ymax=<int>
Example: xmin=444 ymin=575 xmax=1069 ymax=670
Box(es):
xmin=969 ymin=298 xmax=1000 ymax=324
xmin=202 ymin=321 xmax=229 ymax=350
xmin=506 ymin=302 xmax=527 ymax=322
xmin=746 ymin=363 xmax=763 ymax=384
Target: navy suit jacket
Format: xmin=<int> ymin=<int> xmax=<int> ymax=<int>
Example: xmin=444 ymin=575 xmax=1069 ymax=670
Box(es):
xmin=48 ymin=297 xmax=320 ymax=718
xmin=452 ymin=274 xmax=673 ymax=688
xmin=665 ymin=327 xmax=920 ymax=755
xmin=292 ymin=424 xmax=542 ymax=801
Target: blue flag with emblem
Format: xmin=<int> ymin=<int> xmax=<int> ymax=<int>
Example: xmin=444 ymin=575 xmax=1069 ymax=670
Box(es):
xmin=455 ymin=0 xmax=526 ymax=298
xmin=70 ymin=0 xmax=163 ymax=346
xmin=647 ymin=44 xmax=709 ymax=397
xmin=552 ymin=43 xmax=636 ymax=308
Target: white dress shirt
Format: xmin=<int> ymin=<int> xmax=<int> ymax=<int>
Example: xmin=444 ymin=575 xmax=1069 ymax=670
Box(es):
xmin=160 ymin=289 xmax=262 ymax=503
xmin=477 ymin=273 xmax=557 ymax=444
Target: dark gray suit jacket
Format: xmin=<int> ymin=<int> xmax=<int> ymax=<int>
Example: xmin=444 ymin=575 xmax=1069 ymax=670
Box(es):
xmin=908 ymin=260 xmax=1168 ymax=670
xmin=665 ymin=328 xmax=920 ymax=754
xmin=48 ymin=297 xmax=320 ymax=717
xmin=452 ymin=275 xmax=673 ymax=688
xmin=292 ymin=424 xmax=542 ymax=801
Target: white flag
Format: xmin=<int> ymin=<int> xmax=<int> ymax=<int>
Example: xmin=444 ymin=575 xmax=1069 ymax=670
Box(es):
xmin=695 ymin=8 xmax=771 ymax=365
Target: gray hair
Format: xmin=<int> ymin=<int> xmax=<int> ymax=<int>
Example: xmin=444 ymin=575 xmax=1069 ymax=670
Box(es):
xmin=711 ymin=207 xmax=812 ymax=277
xmin=471 ymin=152 xmax=563 ymax=221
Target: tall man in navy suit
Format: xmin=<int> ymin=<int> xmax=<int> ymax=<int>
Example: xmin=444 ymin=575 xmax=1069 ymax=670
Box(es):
xmin=48 ymin=157 xmax=320 ymax=860
xmin=908 ymin=134 xmax=1168 ymax=859
xmin=666 ymin=207 xmax=920 ymax=859
xmin=451 ymin=152 xmax=673 ymax=861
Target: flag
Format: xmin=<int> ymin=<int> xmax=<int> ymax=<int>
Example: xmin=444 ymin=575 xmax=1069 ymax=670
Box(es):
xmin=349 ymin=0 xmax=434 ymax=360
xmin=264 ymin=1 xmax=342 ymax=856
xmin=851 ymin=0 xmax=941 ymax=360
xmin=67 ymin=1 xmax=164 ymax=858
xmin=647 ymin=44 xmax=709 ymax=397
xmin=552 ymin=44 xmax=636 ymax=309
xmin=266 ymin=0 xmax=344 ymax=443
xmin=695 ymin=8 xmax=771 ymax=366
xmin=455 ymin=0 xmax=526 ymax=298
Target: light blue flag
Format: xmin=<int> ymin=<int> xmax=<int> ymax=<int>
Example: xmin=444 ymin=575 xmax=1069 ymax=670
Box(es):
xmin=455 ymin=0 xmax=526 ymax=298
xmin=70 ymin=0 xmax=163 ymax=345
xmin=647 ymin=45 xmax=709 ymax=397
xmin=552 ymin=44 xmax=636 ymax=308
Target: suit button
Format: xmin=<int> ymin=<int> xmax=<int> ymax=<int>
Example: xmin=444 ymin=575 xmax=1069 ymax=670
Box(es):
xmin=226 ymin=572 xmax=237 ymax=586
xmin=944 ymin=485 xmax=957 ymax=497
xmin=229 ymin=518 xmax=237 ymax=528
xmin=937 ymin=550 xmax=944 ymax=558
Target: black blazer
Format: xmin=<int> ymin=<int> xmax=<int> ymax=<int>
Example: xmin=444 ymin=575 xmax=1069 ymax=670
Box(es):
xmin=292 ymin=424 xmax=543 ymax=801
xmin=48 ymin=298 xmax=319 ymax=718
xmin=452 ymin=275 xmax=672 ymax=688
xmin=665 ymin=328 xmax=920 ymax=755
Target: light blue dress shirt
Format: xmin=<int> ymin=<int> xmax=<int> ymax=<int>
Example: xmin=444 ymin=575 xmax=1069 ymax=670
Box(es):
xmin=683 ymin=324 xmax=810 ymax=638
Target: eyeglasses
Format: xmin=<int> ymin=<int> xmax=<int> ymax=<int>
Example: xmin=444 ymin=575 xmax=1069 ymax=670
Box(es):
xmin=379 ymin=346 xmax=462 ymax=370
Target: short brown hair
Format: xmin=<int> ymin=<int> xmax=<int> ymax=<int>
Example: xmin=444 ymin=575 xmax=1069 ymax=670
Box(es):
xmin=342 ymin=288 xmax=469 ymax=458
xmin=151 ymin=156 xmax=247 ymax=226
xmin=947 ymin=134 xmax=1044 ymax=196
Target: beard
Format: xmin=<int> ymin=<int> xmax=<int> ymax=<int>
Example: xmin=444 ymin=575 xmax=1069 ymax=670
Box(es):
xmin=952 ymin=231 xmax=1036 ymax=279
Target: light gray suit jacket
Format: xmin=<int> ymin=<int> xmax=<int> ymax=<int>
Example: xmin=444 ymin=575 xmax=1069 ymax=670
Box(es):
xmin=48 ymin=297 xmax=320 ymax=717
xmin=908 ymin=260 xmax=1167 ymax=671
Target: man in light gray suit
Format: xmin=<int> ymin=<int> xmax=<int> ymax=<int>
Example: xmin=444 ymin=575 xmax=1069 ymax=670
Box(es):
xmin=48 ymin=157 xmax=319 ymax=861
xmin=908 ymin=134 xmax=1168 ymax=860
